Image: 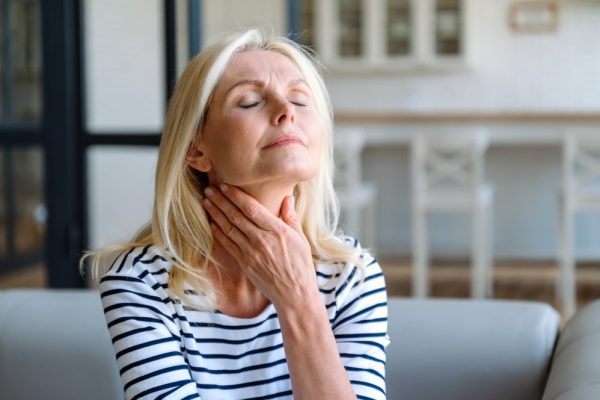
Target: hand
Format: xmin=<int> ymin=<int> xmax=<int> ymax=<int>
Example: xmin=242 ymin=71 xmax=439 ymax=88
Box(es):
xmin=202 ymin=184 xmax=319 ymax=310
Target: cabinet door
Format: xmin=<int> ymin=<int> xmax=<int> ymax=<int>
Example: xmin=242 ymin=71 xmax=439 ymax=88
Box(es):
xmin=434 ymin=0 xmax=463 ymax=56
xmin=386 ymin=0 xmax=412 ymax=57
xmin=301 ymin=0 xmax=466 ymax=69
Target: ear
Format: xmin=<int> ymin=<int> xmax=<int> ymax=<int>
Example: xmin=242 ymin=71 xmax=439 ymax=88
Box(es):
xmin=186 ymin=143 xmax=213 ymax=173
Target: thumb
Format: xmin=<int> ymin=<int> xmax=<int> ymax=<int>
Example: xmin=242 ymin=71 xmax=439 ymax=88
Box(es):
xmin=281 ymin=196 xmax=302 ymax=232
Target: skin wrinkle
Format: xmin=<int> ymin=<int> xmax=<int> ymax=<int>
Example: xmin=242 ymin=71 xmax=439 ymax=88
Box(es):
xmin=188 ymin=49 xmax=322 ymax=318
xmin=223 ymin=78 xmax=310 ymax=103
xmin=198 ymin=51 xmax=320 ymax=209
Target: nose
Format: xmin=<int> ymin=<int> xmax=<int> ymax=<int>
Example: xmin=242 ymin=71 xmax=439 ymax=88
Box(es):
xmin=271 ymin=98 xmax=295 ymax=126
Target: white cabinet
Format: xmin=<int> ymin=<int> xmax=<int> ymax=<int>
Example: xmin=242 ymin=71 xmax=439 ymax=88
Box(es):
xmin=300 ymin=0 xmax=469 ymax=71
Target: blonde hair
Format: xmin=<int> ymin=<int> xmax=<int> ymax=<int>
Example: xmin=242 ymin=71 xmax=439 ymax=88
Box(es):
xmin=81 ymin=28 xmax=363 ymax=309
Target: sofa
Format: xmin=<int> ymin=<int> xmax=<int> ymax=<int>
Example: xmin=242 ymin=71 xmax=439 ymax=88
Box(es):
xmin=0 ymin=289 xmax=598 ymax=400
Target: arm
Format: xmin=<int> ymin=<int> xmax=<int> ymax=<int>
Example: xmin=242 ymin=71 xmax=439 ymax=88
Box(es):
xmin=100 ymin=255 xmax=202 ymax=400
xmin=331 ymin=252 xmax=389 ymax=400
xmin=276 ymin=286 xmax=357 ymax=400
xmin=202 ymin=184 xmax=357 ymax=400
xmin=279 ymin=249 xmax=389 ymax=400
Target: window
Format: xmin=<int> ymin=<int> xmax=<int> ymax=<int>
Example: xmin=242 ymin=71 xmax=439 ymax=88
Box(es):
xmin=435 ymin=0 xmax=462 ymax=55
xmin=301 ymin=0 xmax=467 ymax=70
xmin=338 ymin=0 xmax=363 ymax=57
xmin=298 ymin=0 xmax=315 ymax=48
xmin=387 ymin=0 xmax=412 ymax=56
xmin=0 ymin=0 xmax=42 ymax=124
xmin=0 ymin=0 xmax=45 ymax=280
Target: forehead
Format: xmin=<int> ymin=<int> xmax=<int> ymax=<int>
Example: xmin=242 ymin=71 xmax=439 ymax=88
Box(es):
xmin=220 ymin=49 xmax=304 ymax=84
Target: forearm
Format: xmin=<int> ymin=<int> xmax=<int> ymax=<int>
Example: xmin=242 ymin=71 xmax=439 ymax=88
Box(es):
xmin=203 ymin=186 xmax=359 ymax=398
xmin=276 ymin=293 xmax=356 ymax=400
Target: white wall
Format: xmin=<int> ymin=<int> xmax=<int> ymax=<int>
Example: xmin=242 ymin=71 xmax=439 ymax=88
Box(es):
xmin=328 ymin=0 xmax=600 ymax=113
xmin=87 ymin=147 xmax=158 ymax=249
xmin=328 ymin=0 xmax=600 ymax=259
xmin=84 ymin=0 xmax=165 ymax=132
xmin=202 ymin=0 xmax=287 ymax=44
xmin=83 ymin=0 xmax=165 ymax=249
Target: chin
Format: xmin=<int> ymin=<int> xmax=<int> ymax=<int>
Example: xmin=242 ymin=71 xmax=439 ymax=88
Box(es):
xmin=285 ymin=170 xmax=318 ymax=186
xmin=282 ymin=161 xmax=318 ymax=179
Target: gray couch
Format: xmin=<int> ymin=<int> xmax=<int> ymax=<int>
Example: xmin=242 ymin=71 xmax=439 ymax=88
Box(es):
xmin=0 ymin=289 xmax=598 ymax=400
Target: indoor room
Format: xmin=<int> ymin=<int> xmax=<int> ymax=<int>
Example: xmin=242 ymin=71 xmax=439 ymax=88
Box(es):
xmin=1 ymin=1 xmax=600 ymax=399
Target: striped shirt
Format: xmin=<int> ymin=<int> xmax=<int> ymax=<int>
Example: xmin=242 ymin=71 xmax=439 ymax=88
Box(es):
xmin=99 ymin=238 xmax=389 ymax=400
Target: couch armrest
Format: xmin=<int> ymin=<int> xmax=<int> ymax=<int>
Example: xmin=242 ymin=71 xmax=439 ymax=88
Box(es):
xmin=0 ymin=289 xmax=124 ymax=400
xmin=387 ymin=297 xmax=560 ymax=400
xmin=542 ymin=300 xmax=600 ymax=400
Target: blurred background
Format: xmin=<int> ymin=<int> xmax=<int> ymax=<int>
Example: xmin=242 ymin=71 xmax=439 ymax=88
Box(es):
xmin=1 ymin=0 xmax=599 ymax=318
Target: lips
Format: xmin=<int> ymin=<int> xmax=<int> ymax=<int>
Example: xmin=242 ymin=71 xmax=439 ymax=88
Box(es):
xmin=263 ymin=134 xmax=305 ymax=149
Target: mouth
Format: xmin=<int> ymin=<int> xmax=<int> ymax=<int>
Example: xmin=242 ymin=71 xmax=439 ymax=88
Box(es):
xmin=263 ymin=134 xmax=305 ymax=149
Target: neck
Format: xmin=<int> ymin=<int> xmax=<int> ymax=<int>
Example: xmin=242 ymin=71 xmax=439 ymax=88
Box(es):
xmin=209 ymin=240 xmax=270 ymax=316
xmin=206 ymin=180 xmax=295 ymax=277
xmin=210 ymin=242 xmax=254 ymax=288
xmin=205 ymin=182 xmax=296 ymax=316
xmin=236 ymin=182 xmax=295 ymax=217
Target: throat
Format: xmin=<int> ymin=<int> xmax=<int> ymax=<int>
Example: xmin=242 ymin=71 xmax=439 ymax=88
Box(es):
xmin=208 ymin=266 xmax=270 ymax=318
xmin=216 ymin=286 xmax=271 ymax=318
xmin=207 ymin=243 xmax=272 ymax=318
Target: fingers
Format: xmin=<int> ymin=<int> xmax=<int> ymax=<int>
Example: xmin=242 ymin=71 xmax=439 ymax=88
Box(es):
xmin=203 ymin=185 xmax=302 ymax=252
xmin=209 ymin=220 xmax=244 ymax=261
xmin=203 ymin=186 xmax=259 ymax=235
xmin=280 ymin=196 xmax=302 ymax=233
xmin=215 ymin=184 xmax=276 ymax=230
xmin=202 ymin=193 xmax=248 ymax=249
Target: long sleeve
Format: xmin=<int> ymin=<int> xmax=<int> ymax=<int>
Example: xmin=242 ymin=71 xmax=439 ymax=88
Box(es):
xmin=330 ymin=251 xmax=389 ymax=400
xmin=100 ymin=269 xmax=202 ymax=400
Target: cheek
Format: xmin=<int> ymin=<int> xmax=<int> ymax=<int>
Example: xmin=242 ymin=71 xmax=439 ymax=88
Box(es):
xmin=217 ymin=114 xmax=260 ymax=145
xmin=204 ymin=131 xmax=253 ymax=181
xmin=307 ymin=118 xmax=323 ymax=155
xmin=205 ymin=116 xmax=250 ymax=155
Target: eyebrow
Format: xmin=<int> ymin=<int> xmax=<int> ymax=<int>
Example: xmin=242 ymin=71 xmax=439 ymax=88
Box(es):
xmin=224 ymin=78 xmax=309 ymax=97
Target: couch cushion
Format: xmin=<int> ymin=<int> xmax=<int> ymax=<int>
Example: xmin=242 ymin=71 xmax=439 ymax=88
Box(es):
xmin=386 ymin=297 xmax=560 ymax=400
xmin=0 ymin=290 xmax=562 ymax=400
xmin=542 ymin=299 xmax=600 ymax=400
xmin=0 ymin=289 xmax=124 ymax=400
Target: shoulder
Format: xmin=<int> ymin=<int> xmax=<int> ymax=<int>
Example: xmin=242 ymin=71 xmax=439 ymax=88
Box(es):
xmin=99 ymin=244 xmax=172 ymax=294
xmin=317 ymin=236 xmax=385 ymax=305
xmin=105 ymin=244 xmax=171 ymax=275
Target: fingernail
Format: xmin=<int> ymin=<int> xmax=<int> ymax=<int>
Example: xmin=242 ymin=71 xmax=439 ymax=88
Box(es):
xmin=204 ymin=187 xmax=214 ymax=197
xmin=203 ymin=199 xmax=212 ymax=208
xmin=219 ymin=183 xmax=228 ymax=192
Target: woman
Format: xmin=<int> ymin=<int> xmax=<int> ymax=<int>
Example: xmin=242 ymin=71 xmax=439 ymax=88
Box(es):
xmin=85 ymin=29 xmax=388 ymax=400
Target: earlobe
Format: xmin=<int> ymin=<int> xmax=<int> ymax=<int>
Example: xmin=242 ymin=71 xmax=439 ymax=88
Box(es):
xmin=187 ymin=146 xmax=213 ymax=173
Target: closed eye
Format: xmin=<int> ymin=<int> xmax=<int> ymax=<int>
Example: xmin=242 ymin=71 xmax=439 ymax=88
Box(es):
xmin=240 ymin=102 xmax=260 ymax=109
xmin=289 ymin=89 xmax=309 ymax=107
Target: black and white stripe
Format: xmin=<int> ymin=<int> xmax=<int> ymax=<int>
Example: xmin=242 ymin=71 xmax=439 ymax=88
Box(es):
xmin=100 ymin=239 xmax=389 ymax=400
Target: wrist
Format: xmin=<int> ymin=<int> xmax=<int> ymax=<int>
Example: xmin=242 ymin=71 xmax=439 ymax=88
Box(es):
xmin=275 ymin=290 xmax=328 ymax=334
xmin=274 ymin=285 xmax=322 ymax=314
